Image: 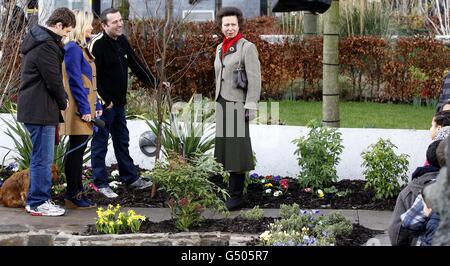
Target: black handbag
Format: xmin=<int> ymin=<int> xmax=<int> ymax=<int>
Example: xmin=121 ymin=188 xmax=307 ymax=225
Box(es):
xmin=233 ymin=41 xmax=248 ymax=91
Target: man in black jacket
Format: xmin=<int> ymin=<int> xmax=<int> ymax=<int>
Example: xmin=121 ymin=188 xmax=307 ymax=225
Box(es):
xmin=89 ymin=8 xmax=158 ymax=198
xmin=17 ymin=7 xmax=75 ymax=216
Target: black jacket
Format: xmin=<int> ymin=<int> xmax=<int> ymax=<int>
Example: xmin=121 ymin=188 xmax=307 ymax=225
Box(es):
xmin=436 ymin=71 xmax=450 ymax=112
xmin=17 ymin=25 xmax=68 ymax=125
xmin=89 ymin=32 xmax=157 ymax=107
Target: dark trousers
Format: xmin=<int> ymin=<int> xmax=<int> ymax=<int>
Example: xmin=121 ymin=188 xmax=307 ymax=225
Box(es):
xmin=91 ymin=106 xmax=138 ymax=188
xmin=64 ymin=135 xmax=89 ymax=198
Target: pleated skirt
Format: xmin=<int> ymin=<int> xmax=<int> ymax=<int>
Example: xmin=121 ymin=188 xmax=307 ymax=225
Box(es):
xmin=214 ymin=96 xmax=254 ymax=172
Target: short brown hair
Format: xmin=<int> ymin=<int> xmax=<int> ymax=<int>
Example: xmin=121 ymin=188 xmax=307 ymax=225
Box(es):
xmin=216 ymin=7 xmax=244 ymax=29
xmin=46 ymin=7 xmax=76 ymax=28
xmin=100 ymin=8 xmax=120 ymax=25
xmin=437 ymin=137 xmax=448 ymax=167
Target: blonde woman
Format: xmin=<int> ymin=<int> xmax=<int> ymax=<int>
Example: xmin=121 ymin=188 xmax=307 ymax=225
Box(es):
xmin=60 ymin=10 xmax=101 ymax=208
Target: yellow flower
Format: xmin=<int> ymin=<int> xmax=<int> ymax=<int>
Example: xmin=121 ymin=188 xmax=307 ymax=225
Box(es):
xmin=264 ymin=183 xmax=273 ymax=188
xmin=317 ymin=189 xmax=324 ymax=198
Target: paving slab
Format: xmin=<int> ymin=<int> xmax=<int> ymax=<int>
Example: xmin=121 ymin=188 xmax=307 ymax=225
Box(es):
xmin=356 ymin=210 xmax=392 ymax=231
xmin=0 ymin=205 xmax=393 ymax=246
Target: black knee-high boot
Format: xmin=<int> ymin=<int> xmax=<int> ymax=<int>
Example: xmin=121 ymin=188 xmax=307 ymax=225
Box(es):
xmin=226 ymin=172 xmax=245 ymax=210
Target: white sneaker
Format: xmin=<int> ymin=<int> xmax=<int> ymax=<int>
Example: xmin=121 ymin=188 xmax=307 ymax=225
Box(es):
xmin=29 ymin=200 xmax=65 ymax=216
xmin=98 ymin=187 xmax=118 ymax=198
xmin=26 ymin=201 xmax=63 ymax=212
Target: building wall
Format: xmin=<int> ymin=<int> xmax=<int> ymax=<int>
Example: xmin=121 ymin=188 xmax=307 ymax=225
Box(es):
xmin=102 ymin=0 xmax=263 ymax=20
xmin=36 ymin=0 xmax=270 ymax=24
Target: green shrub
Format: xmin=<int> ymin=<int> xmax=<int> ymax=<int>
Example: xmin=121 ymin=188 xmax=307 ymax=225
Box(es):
xmin=361 ymin=138 xmax=409 ymax=199
xmin=279 ymin=203 xmax=300 ymax=220
xmin=150 ymin=154 xmax=229 ymax=231
xmin=146 ymin=96 xmax=215 ymax=159
xmin=239 ymin=206 xmax=264 ymax=220
xmin=292 ymin=120 xmax=344 ymax=190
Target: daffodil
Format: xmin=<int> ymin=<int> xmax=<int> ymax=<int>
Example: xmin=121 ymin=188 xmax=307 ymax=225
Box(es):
xmin=317 ymin=189 xmax=324 ymax=198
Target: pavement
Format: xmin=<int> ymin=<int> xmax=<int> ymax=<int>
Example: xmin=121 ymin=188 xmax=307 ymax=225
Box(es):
xmin=0 ymin=205 xmax=393 ymax=246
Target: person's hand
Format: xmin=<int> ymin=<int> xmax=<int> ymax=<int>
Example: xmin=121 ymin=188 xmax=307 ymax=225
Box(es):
xmin=245 ymin=109 xmax=257 ymax=122
xmin=96 ymin=110 xmax=103 ymax=117
xmin=106 ymin=102 xmax=113 ymax=109
xmin=423 ymin=200 xmax=433 ymax=217
xmin=81 ymin=114 xmax=92 ymax=122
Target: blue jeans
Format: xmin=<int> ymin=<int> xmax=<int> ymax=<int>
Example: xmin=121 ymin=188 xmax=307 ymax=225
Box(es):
xmin=24 ymin=124 xmax=55 ymax=207
xmin=91 ymin=106 xmax=138 ymax=188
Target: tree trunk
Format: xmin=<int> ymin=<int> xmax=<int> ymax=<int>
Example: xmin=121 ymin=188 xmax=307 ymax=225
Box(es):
xmin=322 ymin=0 xmax=340 ymax=128
xmin=303 ymin=11 xmax=318 ymax=37
xmin=166 ymin=0 xmax=173 ymax=23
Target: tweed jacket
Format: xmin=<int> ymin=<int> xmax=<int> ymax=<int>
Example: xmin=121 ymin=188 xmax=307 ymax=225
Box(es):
xmin=214 ymin=38 xmax=261 ymax=110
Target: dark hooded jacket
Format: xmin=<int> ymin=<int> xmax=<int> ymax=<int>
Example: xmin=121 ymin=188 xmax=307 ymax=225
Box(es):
xmin=17 ymin=25 xmax=67 ymax=125
xmin=388 ymin=171 xmax=438 ymax=245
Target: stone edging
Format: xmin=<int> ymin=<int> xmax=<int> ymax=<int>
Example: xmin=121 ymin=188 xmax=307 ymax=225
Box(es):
xmin=0 ymin=228 xmax=259 ymax=246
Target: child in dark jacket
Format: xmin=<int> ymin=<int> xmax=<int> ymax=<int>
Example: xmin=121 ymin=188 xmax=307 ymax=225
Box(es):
xmin=388 ymin=139 xmax=444 ymax=245
xmin=400 ymin=181 xmax=440 ymax=246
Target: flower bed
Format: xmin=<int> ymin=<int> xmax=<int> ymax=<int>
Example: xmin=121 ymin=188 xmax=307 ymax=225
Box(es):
xmin=50 ymin=165 xmax=395 ymax=210
xmin=83 ymin=215 xmax=382 ymax=246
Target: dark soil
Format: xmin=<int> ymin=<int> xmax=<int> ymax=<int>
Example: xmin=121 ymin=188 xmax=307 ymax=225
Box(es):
xmin=49 ymin=164 xmax=396 ymax=211
xmin=84 ymin=216 xmax=383 ymax=246
xmin=242 ymin=179 xmax=396 ymax=210
xmin=0 ymin=167 xmax=15 ymax=181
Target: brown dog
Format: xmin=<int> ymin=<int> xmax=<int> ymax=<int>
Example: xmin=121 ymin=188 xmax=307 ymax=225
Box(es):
xmin=0 ymin=164 xmax=59 ymax=208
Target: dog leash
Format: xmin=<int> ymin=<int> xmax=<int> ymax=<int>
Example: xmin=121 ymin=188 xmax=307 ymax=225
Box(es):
xmin=54 ymin=135 xmax=93 ymax=162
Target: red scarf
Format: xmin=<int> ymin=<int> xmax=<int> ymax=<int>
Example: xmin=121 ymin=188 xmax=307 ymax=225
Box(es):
xmin=221 ymin=32 xmax=243 ymax=59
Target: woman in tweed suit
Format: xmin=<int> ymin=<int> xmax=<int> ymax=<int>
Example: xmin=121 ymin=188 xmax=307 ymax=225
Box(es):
xmin=214 ymin=7 xmax=261 ymax=210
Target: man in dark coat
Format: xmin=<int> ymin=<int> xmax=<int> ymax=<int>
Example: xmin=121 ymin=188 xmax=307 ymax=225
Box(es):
xmin=88 ymin=8 xmax=160 ymax=198
xmin=17 ymin=7 xmax=75 ymax=216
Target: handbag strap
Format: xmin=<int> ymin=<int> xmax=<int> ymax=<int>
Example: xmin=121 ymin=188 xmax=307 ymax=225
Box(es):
xmin=237 ymin=39 xmax=247 ymax=70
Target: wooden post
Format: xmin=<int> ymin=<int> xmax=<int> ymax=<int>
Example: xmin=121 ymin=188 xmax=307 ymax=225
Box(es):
xmin=322 ymin=0 xmax=340 ymax=128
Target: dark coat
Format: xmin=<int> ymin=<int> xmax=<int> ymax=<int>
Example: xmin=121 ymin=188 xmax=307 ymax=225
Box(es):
xmin=88 ymin=32 xmax=157 ymax=108
xmin=436 ymin=71 xmax=450 ymax=112
xmin=388 ymin=171 xmax=438 ymax=245
xmin=17 ymin=25 xmax=68 ymax=126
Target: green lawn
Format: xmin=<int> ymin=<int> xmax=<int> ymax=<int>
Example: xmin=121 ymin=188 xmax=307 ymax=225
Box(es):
xmin=272 ymin=100 xmax=435 ymax=129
